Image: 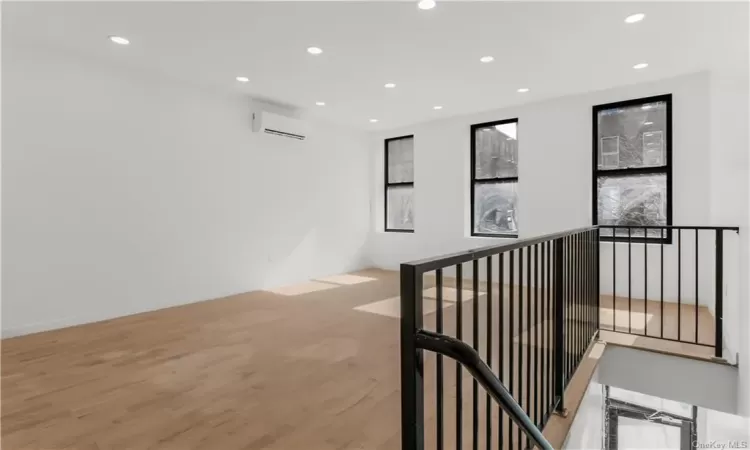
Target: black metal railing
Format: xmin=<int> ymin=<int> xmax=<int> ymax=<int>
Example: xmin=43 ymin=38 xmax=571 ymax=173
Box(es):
xmin=400 ymin=227 xmax=599 ymax=450
xmin=598 ymin=225 xmax=739 ymax=358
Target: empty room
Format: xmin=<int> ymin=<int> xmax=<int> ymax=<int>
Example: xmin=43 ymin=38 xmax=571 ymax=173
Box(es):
xmin=2 ymin=1 xmax=750 ymax=449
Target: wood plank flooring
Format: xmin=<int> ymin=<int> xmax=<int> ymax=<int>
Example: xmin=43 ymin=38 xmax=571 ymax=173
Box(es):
xmin=1 ymin=269 xmax=716 ymax=449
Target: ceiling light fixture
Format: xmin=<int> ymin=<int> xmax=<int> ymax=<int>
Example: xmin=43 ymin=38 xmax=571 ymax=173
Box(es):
xmin=236 ymin=76 xmax=249 ymax=83
xmin=316 ymin=101 xmax=325 ymax=106
xmin=384 ymin=83 xmax=396 ymax=88
xmin=417 ymin=0 xmax=436 ymax=10
xmin=109 ymin=36 xmax=130 ymax=45
xmin=633 ymin=62 xmax=649 ymax=70
xmin=433 ymin=106 xmax=443 ymax=110
xmin=517 ymin=88 xmax=530 ymax=93
xmin=307 ymin=47 xmax=323 ymax=55
xmin=480 ymin=56 xmax=494 ymax=63
xmin=370 ymin=119 xmax=379 ymax=123
xmin=625 ymin=13 xmax=645 ymax=24
xmin=644 ymin=121 xmax=653 ymax=125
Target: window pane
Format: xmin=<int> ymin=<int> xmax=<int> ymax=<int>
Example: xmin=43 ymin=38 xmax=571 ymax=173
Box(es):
xmin=598 ymin=174 xmax=667 ymax=238
xmin=474 ymin=122 xmax=518 ymax=179
xmin=617 ymin=417 xmax=681 ymax=449
xmin=387 ymin=137 xmax=414 ymax=183
xmin=597 ymin=100 xmax=667 ymax=170
xmin=474 ymin=182 xmax=518 ymax=234
xmin=387 ymin=186 xmax=414 ymax=230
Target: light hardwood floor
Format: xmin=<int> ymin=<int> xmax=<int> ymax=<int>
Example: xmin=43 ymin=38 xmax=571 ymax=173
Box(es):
xmin=1 ymin=269 xmax=716 ymax=449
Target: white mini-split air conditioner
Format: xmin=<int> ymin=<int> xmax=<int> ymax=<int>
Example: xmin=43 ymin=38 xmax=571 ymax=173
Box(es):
xmin=252 ymin=111 xmax=307 ymax=140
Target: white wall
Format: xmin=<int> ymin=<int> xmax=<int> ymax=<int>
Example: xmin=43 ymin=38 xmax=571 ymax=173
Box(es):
xmin=1 ymin=40 xmax=371 ymax=337
xmin=368 ymin=73 xmax=737 ymax=292
xmin=598 ymin=345 xmax=739 ymax=415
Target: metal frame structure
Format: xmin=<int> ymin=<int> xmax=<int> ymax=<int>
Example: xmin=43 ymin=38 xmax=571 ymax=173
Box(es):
xmin=401 ymin=226 xmax=600 ymax=450
xmin=385 ymin=135 xmax=415 ymax=233
xmin=592 ymin=94 xmax=673 ymax=244
xmin=470 ymin=118 xmax=520 ymax=238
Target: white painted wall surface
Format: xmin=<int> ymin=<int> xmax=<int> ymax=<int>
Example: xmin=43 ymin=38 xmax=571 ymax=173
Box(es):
xmin=598 ymin=345 xmax=738 ymax=415
xmin=1 ymin=41 xmax=371 ymax=337
xmin=368 ymin=73 xmax=736 ymax=300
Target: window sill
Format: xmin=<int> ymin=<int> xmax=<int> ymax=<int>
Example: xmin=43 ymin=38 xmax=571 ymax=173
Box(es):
xmin=470 ymin=233 xmax=518 ymax=239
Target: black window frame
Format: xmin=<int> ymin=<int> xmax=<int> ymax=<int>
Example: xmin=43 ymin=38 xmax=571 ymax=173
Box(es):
xmin=384 ymin=134 xmax=415 ymax=233
xmin=592 ymin=94 xmax=673 ymax=244
xmin=470 ymin=118 xmax=519 ymax=238
xmin=604 ymin=386 xmax=697 ymax=450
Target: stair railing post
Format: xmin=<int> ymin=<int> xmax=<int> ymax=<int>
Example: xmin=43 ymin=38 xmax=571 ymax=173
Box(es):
xmin=400 ymin=263 xmax=424 ymax=450
xmin=714 ymin=231 xmax=724 ymax=359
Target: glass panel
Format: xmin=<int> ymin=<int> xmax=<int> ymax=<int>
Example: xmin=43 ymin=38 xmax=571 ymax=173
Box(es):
xmin=598 ymin=174 xmax=667 ymax=239
xmin=617 ymin=417 xmax=681 ymax=449
xmin=474 ymin=122 xmax=518 ymax=179
xmin=474 ymin=182 xmax=518 ymax=235
xmin=386 ymin=186 xmax=414 ymax=230
xmin=597 ymin=100 xmax=668 ymax=170
xmin=387 ymin=137 xmax=414 ymax=183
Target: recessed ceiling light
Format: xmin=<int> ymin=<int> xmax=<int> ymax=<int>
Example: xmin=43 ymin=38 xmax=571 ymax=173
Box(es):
xmin=480 ymin=56 xmax=494 ymax=63
xmin=417 ymin=0 xmax=436 ymax=10
xmin=642 ymin=105 xmax=654 ymax=110
xmin=109 ymin=36 xmax=130 ymax=45
xmin=433 ymin=106 xmax=443 ymax=110
xmin=644 ymin=121 xmax=653 ymax=125
xmin=307 ymin=47 xmax=323 ymax=55
xmin=517 ymin=88 xmax=530 ymax=93
xmin=384 ymin=83 xmax=396 ymax=88
xmin=625 ymin=13 xmax=645 ymax=24
xmin=316 ymin=101 xmax=325 ymax=106
xmin=236 ymin=76 xmax=249 ymax=83
xmin=370 ymin=119 xmax=379 ymax=123
xmin=633 ymin=62 xmax=649 ymax=70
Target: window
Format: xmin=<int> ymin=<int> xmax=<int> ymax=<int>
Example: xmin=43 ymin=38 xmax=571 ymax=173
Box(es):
xmin=385 ymin=135 xmax=414 ymax=232
xmin=604 ymin=386 xmax=697 ymax=450
xmin=471 ymin=119 xmax=519 ymax=237
xmin=593 ymin=95 xmax=672 ymax=242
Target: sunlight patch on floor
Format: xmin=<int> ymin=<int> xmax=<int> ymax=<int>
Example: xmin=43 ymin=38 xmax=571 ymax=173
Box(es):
xmin=316 ymin=274 xmax=378 ymax=285
xmin=267 ymin=281 xmax=338 ymax=296
xmin=353 ymin=297 xmax=446 ymax=318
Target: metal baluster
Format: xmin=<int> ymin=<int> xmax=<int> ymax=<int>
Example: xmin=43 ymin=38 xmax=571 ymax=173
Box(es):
xmin=695 ymin=230 xmax=699 ymax=344
xmin=498 ymin=253 xmax=505 ymax=449
xmin=526 ymin=244 xmax=532 ymax=438
xmin=508 ymin=252 xmax=515 ymax=450
xmin=472 ymin=260 xmax=479 ymax=450
xmin=644 ymin=227 xmax=648 ymax=336
xmin=613 ymin=228 xmax=617 ymax=331
xmin=518 ymin=247 xmax=524 ymax=449
xmin=678 ymin=229 xmax=682 ymax=341
xmin=534 ymin=244 xmax=540 ymax=428
xmin=436 ymin=269 xmax=444 ymax=450
xmin=715 ymin=231 xmax=724 ymax=358
xmin=628 ymin=227 xmax=632 ymax=334
xmin=456 ymin=264 xmax=463 ymax=450
xmin=661 ymin=228 xmax=664 ymax=339
xmin=486 ymin=256 xmax=492 ymax=450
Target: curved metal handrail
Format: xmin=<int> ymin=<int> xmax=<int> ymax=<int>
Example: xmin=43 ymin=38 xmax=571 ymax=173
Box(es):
xmin=415 ymin=329 xmax=554 ymax=450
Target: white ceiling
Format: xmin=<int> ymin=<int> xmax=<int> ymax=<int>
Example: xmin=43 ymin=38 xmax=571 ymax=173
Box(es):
xmin=4 ymin=1 xmax=748 ymax=131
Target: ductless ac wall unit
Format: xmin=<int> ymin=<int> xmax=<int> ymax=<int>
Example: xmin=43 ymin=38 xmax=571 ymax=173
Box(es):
xmin=252 ymin=111 xmax=307 ymax=140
